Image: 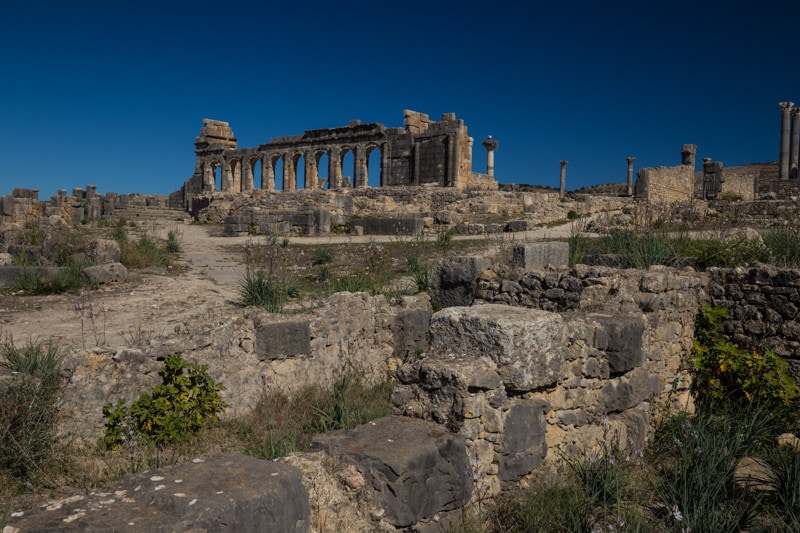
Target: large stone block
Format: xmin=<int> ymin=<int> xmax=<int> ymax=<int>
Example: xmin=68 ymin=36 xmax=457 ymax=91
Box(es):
xmin=7 ymin=452 xmax=310 ymax=532
xmin=0 ymin=266 xmax=62 ymax=288
xmin=311 ymin=416 xmax=472 ymax=528
xmin=352 ymin=217 xmax=423 ymax=236
xmin=600 ymin=367 xmax=660 ymax=413
xmin=81 ymin=262 xmax=128 ymax=284
xmin=428 ymin=256 xmax=491 ymax=308
xmin=429 ymin=305 xmax=566 ymax=391
xmin=394 ymin=308 xmax=432 ymax=359
xmin=256 ymin=320 xmax=311 ymax=360
xmin=499 ymin=399 xmax=550 ymax=480
xmin=512 ymin=242 xmax=569 ymax=271
xmin=1 ymin=195 xmax=14 ymax=215
xmin=87 ymin=239 xmax=121 ymax=264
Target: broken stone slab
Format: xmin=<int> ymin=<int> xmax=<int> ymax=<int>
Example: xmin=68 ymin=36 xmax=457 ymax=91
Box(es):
xmin=428 ymin=305 xmax=567 ymax=392
xmin=351 ymin=217 xmax=423 ymax=236
xmin=512 ymin=242 xmax=570 ymax=271
xmin=87 ymin=239 xmax=121 ymax=264
xmin=81 ymin=262 xmax=128 ymax=285
xmin=311 ymin=416 xmax=472 ymax=528
xmin=428 ymin=256 xmax=491 ymax=308
xmin=580 ymin=313 xmax=646 ymax=374
xmin=600 ymin=366 xmax=661 ymax=413
xmin=6 ymin=452 xmax=311 ymax=532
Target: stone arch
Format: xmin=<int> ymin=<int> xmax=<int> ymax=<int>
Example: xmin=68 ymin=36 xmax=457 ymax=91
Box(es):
xmin=366 ymin=144 xmax=383 ymax=187
xmin=269 ymin=153 xmax=283 ymax=191
xmin=315 ymin=150 xmax=329 ymax=189
xmin=205 ymin=159 xmax=223 ymax=191
xmin=247 ymin=155 xmax=261 ymax=192
xmin=339 ymin=146 xmax=355 ymax=188
xmin=292 ymin=152 xmax=305 ymax=190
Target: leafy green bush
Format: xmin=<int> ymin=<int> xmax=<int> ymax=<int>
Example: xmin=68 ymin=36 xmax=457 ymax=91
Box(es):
xmin=0 ymin=338 xmax=67 ymax=481
xmin=691 ymin=306 xmax=799 ymax=404
xmin=102 ymin=354 xmax=226 ymax=449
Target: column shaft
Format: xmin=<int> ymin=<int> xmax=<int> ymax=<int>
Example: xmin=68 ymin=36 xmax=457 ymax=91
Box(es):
xmin=779 ymin=102 xmax=794 ymax=180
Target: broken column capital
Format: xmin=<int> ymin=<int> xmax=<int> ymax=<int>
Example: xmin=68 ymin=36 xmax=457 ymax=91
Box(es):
xmin=626 ymin=156 xmax=636 ymax=164
xmin=780 ymin=101 xmax=795 ymax=111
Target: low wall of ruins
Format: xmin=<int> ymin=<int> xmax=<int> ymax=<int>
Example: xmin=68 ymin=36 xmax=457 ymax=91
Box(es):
xmin=0 ymin=186 xmax=171 ymax=225
xmin=636 ymin=164 xmax=695 ymax=203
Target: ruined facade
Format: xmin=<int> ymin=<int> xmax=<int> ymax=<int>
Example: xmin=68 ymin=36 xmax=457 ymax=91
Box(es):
xmin=634 ymin=144 xmax=696 ymax=203
xmin=172 ymin=110 xmax=498 ymax=209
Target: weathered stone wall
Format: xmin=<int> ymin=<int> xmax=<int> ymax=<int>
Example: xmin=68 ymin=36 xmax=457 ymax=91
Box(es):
xmin=707 ymin=264 xmax=800 ymax=379
xmin=414 ymin=260 xmax=705 ymax=501
xmin=57 ymin=292 xmax=431 ymax=444
xmin=635 ymin=164 xmax=695 ymax=203
xmin=721 ymin=172 xmax=756 ymax=200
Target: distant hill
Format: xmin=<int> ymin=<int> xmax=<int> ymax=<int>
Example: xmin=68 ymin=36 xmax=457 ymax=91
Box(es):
xmin=571 ymin=182 xmax=628 ymax=196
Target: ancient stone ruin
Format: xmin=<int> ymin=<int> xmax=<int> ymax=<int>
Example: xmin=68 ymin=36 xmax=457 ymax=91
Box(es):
xmin=171 ymin=110 xmax=499 ymax=210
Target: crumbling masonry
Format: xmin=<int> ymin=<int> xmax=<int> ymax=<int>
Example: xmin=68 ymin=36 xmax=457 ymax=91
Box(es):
xmin=171 ymin=110 xmax=498 ymax=209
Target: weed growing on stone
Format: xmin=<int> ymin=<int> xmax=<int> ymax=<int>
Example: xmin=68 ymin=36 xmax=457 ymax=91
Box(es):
xmin=73 ymin=291 xmax=108 ymax=348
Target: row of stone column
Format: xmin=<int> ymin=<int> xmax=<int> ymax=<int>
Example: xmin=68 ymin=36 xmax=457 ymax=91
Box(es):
xmin=779 ymin=102 xmax=800 ymax=180
xmin=204 ymin=147 xmax=380 ymax=193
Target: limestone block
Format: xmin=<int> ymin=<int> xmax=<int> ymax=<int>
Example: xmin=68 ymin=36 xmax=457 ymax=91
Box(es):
xmin=311 ymin=416 xmax=472 ymax=528
xmin=0 ymin=266 xmax=62 ymax=288
xmin=2 ymin=195 xmax=14 ymax=215
xmin=428 ymin=256 xmax=491 ymax=308
xmin=352 ymin=217 xmax=423 ymax=236
xmin=0 ymin=253 xmax=12 ymax=266
xmin=7 ymin=452 xmax=310 ymax=532
xmin=81 ymin=262 xmax=128 ymax=284
xmin=256 ymin=320 xmax=311 ymax=360
xmin=505 ymin=220 xmax=531 ymax=232
xmin=512 ymin=242 xmax=569 ymax=271
xmin=394 ymin=309 xmax=432 ymax=359
xmin=499 ymin=399 xmax=550 ymax=481
xmin=429 ymin=305 xmax=567 ymax=391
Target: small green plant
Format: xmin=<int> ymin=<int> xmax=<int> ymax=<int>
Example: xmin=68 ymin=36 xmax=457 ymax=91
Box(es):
xmin=11 ymin=262 xmax=84 ymax=295
xmin=691 ymin=306 xmax=799 ymax=404
xmin=102 ymin=354 xmax=226 ymax=450
xmin=165 ymin=230 xmax=181 ymax=254
xmin=436 ymin=227 xmax=456 ymax=249
xmin=567 ymin=209 xmax=581 ymax=220
xmin=764 ymin=227 xmax=800 ymax=268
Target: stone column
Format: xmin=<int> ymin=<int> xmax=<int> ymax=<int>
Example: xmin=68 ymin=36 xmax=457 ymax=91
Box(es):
xmin=221 ymin=162 xmax=232 ymax=191
xmin=779 ymin=102 xmax=794 ymax=180
xmin=791 ymin=107 xmax=800 ymax=179
xmin=242 ymin=160 xmax=254 ymax=191
xmin=681 ymin=144 xmax=697 ymax=168
xmin=203 ymin=163 xmax=214 ymax=191
xmin=304 ymin=151 xmax=317 ymax=189
xmin=626 ymin=157 xmax=636 ymax=196
xmin=329 ymin=151 xmax=341 ymax=189
xmin=261 ymin=156 xmax=273 ymax=190
xmin=283 ymin=154 xmax=295 ymax=191
xmin=559 ymin=160 xmax=568 ymax=199
xmin=354 ymin=145 xmax=368 ymax=188
xmin=482 ymin=137 xmax=499 ymax=177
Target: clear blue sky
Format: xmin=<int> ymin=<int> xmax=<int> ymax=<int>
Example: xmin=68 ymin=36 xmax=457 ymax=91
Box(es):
xmin=2 ymin=0 xmax=798 ymax=198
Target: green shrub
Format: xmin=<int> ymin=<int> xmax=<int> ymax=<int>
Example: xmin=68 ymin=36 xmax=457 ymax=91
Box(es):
xmin=165 ymin=230 xmax=181 ymax=254
xmin=238 ymin=269 xmax=295 ymax=313
xmin=602 ymin=228 xmax=683 ymax=269
xmin=691 ymin=306 xmax=799 ymax=404
xmin=102 ymin=354 xmax=226 ymax=450
xmin=0 ymin=338 xmax=67 ymax=481
xmin=683 ymin=235 xmax=766 ymax=270
xmin=436 ymin=227 xmax=456 ymax=249
xmin=119 ymin=232 xmax=176 ymax=269
xmin=764 ymin=227 xmax=800 ymax=268
xmin=11 ymin=262 xmax=84 ymax=295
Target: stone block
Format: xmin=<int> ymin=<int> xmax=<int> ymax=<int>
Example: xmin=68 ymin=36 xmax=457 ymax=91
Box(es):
xmin=313 ymin=209 xmax=331 ymax=233
xmin=256 ymin=321 xmax=311 ymax=360
xmin=394 ymin=309 xmax=432 ymax=359
xmin=429 ymin=305 xmax=567 ymax=392
xmin=428 ymin=256 xmax=491 ymax=308
xmin=87 ymin=239 xmax=121 ymax=264
xmin=81 ymin=262 xmax=128 ymax=284
xmin=600 ymin=367 xmax=660 ymax=413
xmin=505 ymin=220 xmax=530 ymax=232
xmin=311 ymin=416 xmax=471 ymax=528
xmin=587 ymin=314 xmax=645 ymax=373
xmin=512 ymin=242 xmax=569 ymax=271
xmin=7 ymin=452 xmax=310 ymax=532
xmin=0 ymin=266 xmax=63 ymax=287
xmin=499 ymin=399 xmax=550 ymax=481
xmin=352 ymin=217 xmax=423 ymax=236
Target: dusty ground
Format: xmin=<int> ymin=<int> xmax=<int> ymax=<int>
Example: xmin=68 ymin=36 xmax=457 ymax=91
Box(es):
xmin=0 ymin=219 xmax=589 ymax=351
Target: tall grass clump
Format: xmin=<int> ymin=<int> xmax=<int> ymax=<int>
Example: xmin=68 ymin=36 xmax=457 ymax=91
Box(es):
xmin=0 ymin=337 xmax=67 ymax=483
xmin=238 ymin=269 xmax=296 ymax=313
xmin=602 ymin=228 xmax=684 ymax=269
xmin=11 ymin=261 xmax=84 ymax=295
xmin=763 ymin=226 xmax=800 ymax=268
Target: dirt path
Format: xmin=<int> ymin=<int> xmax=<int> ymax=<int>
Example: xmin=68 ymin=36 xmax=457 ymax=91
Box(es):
xmin=0 ymin=215 xmax=598 ymax=350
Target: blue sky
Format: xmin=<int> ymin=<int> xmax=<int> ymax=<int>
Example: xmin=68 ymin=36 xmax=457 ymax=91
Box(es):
xmin=2 ymin=0 xmax=798 ymax=198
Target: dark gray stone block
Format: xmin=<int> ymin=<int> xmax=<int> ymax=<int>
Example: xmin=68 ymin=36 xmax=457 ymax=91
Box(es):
xmin=499 ymin=399 xmax=550 ymax=481
xmin=512 ymin=242 xmax=569 ymax=271
xmin=590 ymin=314 xmax=646 ymax=373
xmin=311 ymin=416 xmax=472 ymax=528
xmin=351 ymin=217 xmax=423 ymax=236
xmin=256 ymin=321 xmax=311 ymax=360
xmin=428 ymin=256 xmax=491 ymax=308
xmin=394 ymin=309 xmax=432 ymax=359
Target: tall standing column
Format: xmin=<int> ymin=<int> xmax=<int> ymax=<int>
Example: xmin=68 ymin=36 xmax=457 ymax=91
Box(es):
xmin=262 ymin=156 xmax=274 ymax=191
xmin=779 ymin=101 xmax=794 ymax=180
xmin=791 ymin=107 xmax=800 ymax=179
xmin=241 ymin=160 xmax=254 ymax=191
xmin=283 ymin=154 xmax=295 ymax=191
xmin=304 ymin=151 xmax=317 ymax=189
xmin=559 ymin=160 xmax=568 ymax=199
xmin=482 ymin=136 xmax=499 ymax=177
xmin=354 ymin=145 xmax=368 ymax=188
xmin=626 ymin=157 xmax=636 ymax=196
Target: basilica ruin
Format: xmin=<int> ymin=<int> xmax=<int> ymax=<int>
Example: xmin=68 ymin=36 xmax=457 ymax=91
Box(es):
xmin=171 ymin=110 xmax=499 ymax=210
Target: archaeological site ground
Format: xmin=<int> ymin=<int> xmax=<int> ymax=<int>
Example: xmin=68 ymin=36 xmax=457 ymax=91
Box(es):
xmin=4 ymin=106 xmax=800 ymax=531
